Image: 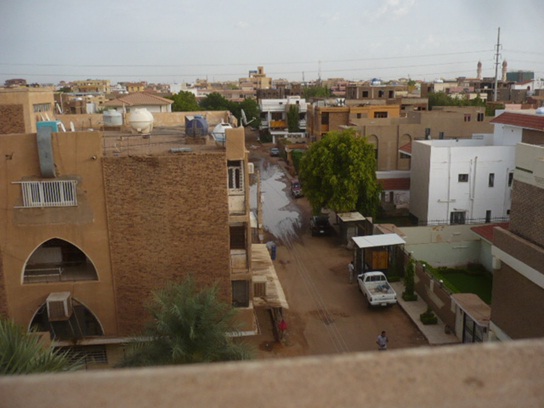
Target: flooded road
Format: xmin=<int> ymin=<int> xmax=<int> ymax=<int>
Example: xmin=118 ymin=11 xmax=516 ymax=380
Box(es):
xmin=250 ymin=159 xmax=302 ymax=247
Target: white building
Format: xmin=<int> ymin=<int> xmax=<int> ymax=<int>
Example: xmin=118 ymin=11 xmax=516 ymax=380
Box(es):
xmin=409 ymin=132 xmax=519 ymax=226
xmin=259 ymin=96 xmax=307 ymax=136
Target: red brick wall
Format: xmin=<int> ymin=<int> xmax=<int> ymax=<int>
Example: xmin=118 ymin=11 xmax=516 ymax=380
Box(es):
xmin=102 ymin=154 xmax=231 ymax=335
xmin=0 ymin=105 xmax=25 ymax=134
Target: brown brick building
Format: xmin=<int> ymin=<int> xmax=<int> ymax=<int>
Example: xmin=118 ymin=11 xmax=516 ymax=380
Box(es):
xmin=0 ymin=99 xmax=282 ymax=365
xmin=487 ymin=110 xmax=544 ymax=340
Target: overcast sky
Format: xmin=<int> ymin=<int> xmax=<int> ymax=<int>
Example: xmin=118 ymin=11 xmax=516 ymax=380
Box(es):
xmin=1 ymin=0 xmax=543 ymax=85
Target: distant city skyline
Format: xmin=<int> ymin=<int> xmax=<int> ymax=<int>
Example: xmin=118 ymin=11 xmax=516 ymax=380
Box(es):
xmin=1 ymin=0 xmax=543 ymax=85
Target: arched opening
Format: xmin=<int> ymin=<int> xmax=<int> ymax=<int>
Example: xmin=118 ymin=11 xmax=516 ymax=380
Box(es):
xmin=29 ymin=296 xmax=104 ymax=341
xmin=23 ymin=238 xmax=98 ymax=284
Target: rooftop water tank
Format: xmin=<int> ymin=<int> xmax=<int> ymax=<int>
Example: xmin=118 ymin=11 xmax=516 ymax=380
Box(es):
xmin=103 ymin=110 xmax=123 ymax=127
xmin=128 ymin=108 xmax=154 ymax=134
xmin=185 ymin=115 xmax=208 ymax=137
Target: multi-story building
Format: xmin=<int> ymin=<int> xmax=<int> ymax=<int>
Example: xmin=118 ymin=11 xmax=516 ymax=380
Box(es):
xmin=0 ymin=93 xmax=283 ymax=366
xmin=487 ymin=110 xmax=544 ymax=340
xmin=409 ymin=133 xmax=517 ymax=226
xmin=259 ymin=97 xmax=307 ymax=133
xmin=70 ymin=79 xmax=111 ymax=94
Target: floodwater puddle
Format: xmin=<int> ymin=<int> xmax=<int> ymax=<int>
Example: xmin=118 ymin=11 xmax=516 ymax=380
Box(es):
xmin=250 ymin=160 xmax=301 ymax=246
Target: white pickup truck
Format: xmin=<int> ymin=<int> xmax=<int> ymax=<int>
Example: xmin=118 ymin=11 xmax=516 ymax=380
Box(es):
xmin=357 ymin=271 xmax=397 ymax=307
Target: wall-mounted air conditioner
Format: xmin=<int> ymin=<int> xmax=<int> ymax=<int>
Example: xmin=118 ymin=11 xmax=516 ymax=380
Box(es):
xmin=46 ymin=292 xmax=73 ymax=321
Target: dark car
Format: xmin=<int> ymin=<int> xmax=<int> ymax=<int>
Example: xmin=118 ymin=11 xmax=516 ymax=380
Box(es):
xmin=270 ymin=147 xmax=280 ymax=157
xmin=291 ymin=179 xmax=303 ymax=198
xmin=310 ymin=215 xmax=333 ymax=236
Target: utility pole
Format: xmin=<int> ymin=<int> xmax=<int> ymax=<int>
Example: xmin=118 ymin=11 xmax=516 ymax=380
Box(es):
xmin=493 ymin=27 xmax=501 ymax=102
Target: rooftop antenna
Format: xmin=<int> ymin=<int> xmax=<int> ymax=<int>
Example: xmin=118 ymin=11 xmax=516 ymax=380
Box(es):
xmin=493 ymin=27 xmax=502 ymax=102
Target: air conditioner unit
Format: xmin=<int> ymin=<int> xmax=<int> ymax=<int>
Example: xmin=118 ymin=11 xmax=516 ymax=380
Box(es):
xmin=248 ymin=162 xmax=255 ymax=174
xmin=46 ymin=292 xmax=73 ymax=321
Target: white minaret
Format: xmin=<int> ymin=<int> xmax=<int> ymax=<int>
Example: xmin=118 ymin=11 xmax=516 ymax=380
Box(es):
xmin=502 ymin=60 xmax=508 ymax=82
xmin=477 ymin=61 xmax=482 ymax=80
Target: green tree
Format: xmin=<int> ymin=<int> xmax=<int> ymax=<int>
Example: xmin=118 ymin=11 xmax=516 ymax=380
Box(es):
xmin=429 ymin=91 xmax=486 ymax=110
xmin=299 ymin=129 xmax=381 ymax=217
xmin=170 ymin=90 xmax=200 ymax=112
xmin=232 ymin=98 xmax=261 ymax=129
xmin=118 ymin=277 xmax=253 ymax=368
xmin=287 ymin=104 xmax=300 ymax=132
xmin=303 ymin=85 xmax=331 ymax=99
xmin=0 ymin=318 xmax=80 ymax=376
xmin=199 ymin=92 xmax=233 ymax=111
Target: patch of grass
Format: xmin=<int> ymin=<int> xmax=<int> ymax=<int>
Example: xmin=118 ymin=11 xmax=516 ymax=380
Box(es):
xmin=430 ymin=264 xmax=493 ymax=305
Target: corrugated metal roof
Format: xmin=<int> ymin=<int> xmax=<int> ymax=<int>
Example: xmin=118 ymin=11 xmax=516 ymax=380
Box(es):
xmin=352 ymin=233 xmax=405 ymax=249
xmin=490 ymin=111 xmax=544 ymax=131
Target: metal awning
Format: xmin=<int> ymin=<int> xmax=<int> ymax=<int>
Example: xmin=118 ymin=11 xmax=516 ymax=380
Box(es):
xmin=352 ymin=233 xmax=406 ymax=249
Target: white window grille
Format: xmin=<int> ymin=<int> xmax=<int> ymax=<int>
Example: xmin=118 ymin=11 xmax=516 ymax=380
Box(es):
xmin=228 ymin=161 xmax=244 ymax=192
xmin=16 ymin=180 xmax=78 ymax=208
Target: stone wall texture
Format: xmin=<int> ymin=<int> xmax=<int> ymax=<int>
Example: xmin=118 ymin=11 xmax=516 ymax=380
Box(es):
xmin=0 ymin=104 xmax=25 ymax=134
xmin=102 ymin=153 xmax=231 ymax=335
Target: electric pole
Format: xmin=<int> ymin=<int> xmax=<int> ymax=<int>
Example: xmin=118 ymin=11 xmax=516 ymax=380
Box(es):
xmin=493 ymin=27 xmax=501 ymax=102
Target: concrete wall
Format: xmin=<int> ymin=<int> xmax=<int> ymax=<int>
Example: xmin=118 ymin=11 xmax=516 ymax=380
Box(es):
xmin=403 ymin=224 xmax=482 ymax=268
xmin=0 ymin=131 xmax=117 ymax=334
xmin=0 ymin=87 xmax=56 ymax=133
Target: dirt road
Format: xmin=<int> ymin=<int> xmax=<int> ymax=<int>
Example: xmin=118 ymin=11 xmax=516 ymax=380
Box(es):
xmin=246 ymin=132 xmax=428 ymax=359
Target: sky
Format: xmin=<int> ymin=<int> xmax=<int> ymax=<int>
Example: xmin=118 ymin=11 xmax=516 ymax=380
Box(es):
xmin=1 ymin=0 xmax=543 ymax=85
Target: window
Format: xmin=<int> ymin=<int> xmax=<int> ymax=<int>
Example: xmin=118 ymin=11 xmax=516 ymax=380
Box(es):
xmin=508 ymin=172 xmax=514 ymax=187
xmin=227 ymin=161 xmax=243 ymax=191
xmin=232 ymin=280 xmax=250 ymax=307
xmin=485 ymin=210 xmax=491 ymax=223
xmin=488 ymin=173 xmax=495 ymax=187
xmin=357 ymin=113 xmax=362 ymax=119
xmin=362 ymin=91 xmax=369 ymax=98
xmin=450 ymin=211 xmax=466 ymax=225
xmin=321 ymin=112 xmax=329 ymax=125
xmin=33 ymin=103 xmax=52 ymax=113
xmin=477 ymin=113 xmax=484 ymax=122
xmin=17 ymin=180 xmax=78 ymax=208
xmin=464 ymin=114 xmax=471 ymax=122
xmin=388 ymin=91 xmax=394 ymax=98
xmin=458 ymin=174 xmax=469 ymax=182
xmin=378 ymin=90 xmax=385 ymax=98
xmin=374 ymin=111 xmax=388 ymax=118
xmin=439 ymin=132 xmax=445 ymax=140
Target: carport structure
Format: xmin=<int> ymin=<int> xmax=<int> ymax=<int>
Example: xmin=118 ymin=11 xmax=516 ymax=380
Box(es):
xmin=351 ymin=233 xmax=406 ymax=275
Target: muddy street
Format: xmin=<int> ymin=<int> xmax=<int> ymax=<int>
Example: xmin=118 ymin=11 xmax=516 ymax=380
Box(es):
xmin=247 ymin=134 xmax=428 ymax=359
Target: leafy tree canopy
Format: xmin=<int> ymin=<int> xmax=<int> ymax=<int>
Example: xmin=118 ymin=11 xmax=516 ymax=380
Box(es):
xmin=299 ymin=129 xmax=381 ymax=217
xmin=303 ymin=85 xmax=332 ymax=99
xmin=118 ymin=277 xmax=253 ymax=368
xmin=0 ymin=318 xmax=81 ymax=376
xmin=429 ymin=91 xmax=486 ymax=110
xmin=287 ymin=104 xmax=300 ymax=132
xmin=231 ymin=98 xmax=261 ymax=129
xmin=170 ymin=90 xmax=200 ymax=112
xmin=199 ymin=92 xmax=233 ymax=111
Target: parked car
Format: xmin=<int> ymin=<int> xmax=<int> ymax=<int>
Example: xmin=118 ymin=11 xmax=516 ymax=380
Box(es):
xmin=310 ymin=215 xmax=333 ymax=236
xmin=357 ymin=271 xmax=397 ymax=307
xmin=270 ymin=147 xmax=280 ymax=157
xmin=291 ymin=179 xmax=303 ymax=198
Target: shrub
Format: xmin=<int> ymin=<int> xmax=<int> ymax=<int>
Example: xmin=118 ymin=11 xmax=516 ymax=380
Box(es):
xmin=420 ymin=307 xmax=438 ymax=325
xmin=402 ymin=292 xmax=418 ymax=301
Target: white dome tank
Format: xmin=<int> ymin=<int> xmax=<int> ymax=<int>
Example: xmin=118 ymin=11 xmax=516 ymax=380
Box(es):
xmin=128 ymin=108 xmax=154 ymax=134
xmin=103 ymin=109 xmax=123 ymax=127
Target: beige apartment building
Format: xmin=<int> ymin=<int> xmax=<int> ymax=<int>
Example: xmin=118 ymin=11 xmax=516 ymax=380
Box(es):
xmin=0 ymin=88 xmax=284 ymax=366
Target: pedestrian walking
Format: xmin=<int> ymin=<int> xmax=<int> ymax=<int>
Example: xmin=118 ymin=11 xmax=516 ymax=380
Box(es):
xmin=376 ymin=330 xmax=388 ymax=351
xmin=348 ymin=261 xmax=355 ymax=284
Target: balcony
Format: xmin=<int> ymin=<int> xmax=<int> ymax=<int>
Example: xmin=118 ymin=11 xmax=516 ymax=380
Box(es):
xmin=24 ymin=262 xmax=98 ymax=284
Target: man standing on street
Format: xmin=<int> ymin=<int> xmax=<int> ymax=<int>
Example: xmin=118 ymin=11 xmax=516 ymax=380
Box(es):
xmin=348 ymin=261 xmax=355 ymax=284
xmin=376 ymin=330 xmax=388 ymax=351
